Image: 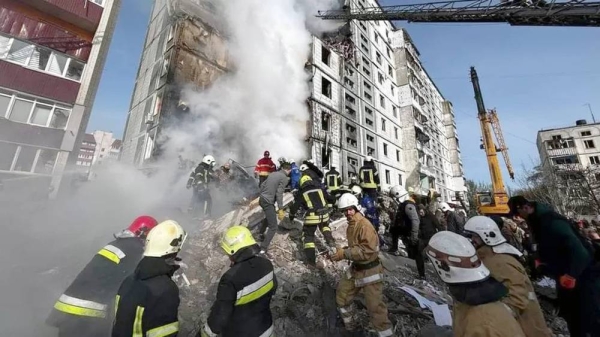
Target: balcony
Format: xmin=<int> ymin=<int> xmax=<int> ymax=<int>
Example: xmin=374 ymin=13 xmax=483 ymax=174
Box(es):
xmin=418 ymin=163 xmax=435 ymax=178
xmin=0 ymin=117 xmax=65 ymax=149
xmin=545 ymin=147 xmax=578 ymax=157
xmin=18 ymin=0 xmax=104 ymax=32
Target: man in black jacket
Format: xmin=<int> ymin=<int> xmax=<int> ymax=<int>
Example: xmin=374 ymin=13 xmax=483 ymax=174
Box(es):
xmin=46 ymin=216 xmax=158 ymax=337
xmin=440 ymin=202 xmax=464 ymax=234
xmin=415 ymin=205 xmax=443 ymax=279
xmin=201 ymin=226 xmax=277 ymax=337
xmin=112 ymin=220 xmax=187 ymax=337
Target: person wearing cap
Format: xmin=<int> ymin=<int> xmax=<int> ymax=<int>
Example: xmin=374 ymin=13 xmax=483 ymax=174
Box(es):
xmin=425 ymin=231 xmax=525 ymax=337
xmin=254 ymin=151 xmax=276 ymax=187
xmin=464 ymin=216 xmax=551 ymax=337
xmin=508 ymin=195 xmax=600 ymax=337
xmin=201 ymin=226 xmax=276 ymax=337
xmin=439 ymin=202 xmax=463 ymax=234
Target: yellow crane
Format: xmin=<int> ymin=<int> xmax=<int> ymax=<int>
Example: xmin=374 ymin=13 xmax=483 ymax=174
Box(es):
xmin=471 ymin=67 xmax=515 ymax=216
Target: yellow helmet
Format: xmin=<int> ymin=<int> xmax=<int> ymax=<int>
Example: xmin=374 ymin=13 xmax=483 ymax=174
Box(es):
xmin=299 ymin=175 xmax=312 ymax=187
xmin=221 ymin=226 xmax=257 ymax=256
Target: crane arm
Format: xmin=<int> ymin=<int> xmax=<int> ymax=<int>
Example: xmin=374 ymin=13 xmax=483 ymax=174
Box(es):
xmin=317 ymin=0 xmax=600 ymax=27
xmin=489 ymin=109 xmax=515 ymax=180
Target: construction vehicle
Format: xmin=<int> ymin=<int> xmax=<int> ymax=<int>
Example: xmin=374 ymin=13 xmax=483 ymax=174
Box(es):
xmin=316 ymin=0 xmax=600 ymax=27
xmin=471 ymin=67 xmax=515 ymax=215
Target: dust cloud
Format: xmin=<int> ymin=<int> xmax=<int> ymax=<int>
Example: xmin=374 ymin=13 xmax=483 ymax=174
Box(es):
xmin=0 ymin=0 xmax=340 ymax=335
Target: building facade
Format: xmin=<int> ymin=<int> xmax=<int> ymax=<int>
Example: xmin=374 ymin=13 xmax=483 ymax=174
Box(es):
xmin=75 ymin=133 xmax=96 ymax=170
xmin=0 ymin=0 xmax=121 ymax=197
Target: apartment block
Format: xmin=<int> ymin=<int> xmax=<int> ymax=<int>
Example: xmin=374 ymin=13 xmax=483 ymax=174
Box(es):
xmin=75 ymin=133 xmax=96 ymax=170
xmin=537 ymin=119 xmax=600 ymax=170
xmin=391 ymin=28 xmax=466 ymax=203
xmin=0 ymin=0 xmax=121 ymax=197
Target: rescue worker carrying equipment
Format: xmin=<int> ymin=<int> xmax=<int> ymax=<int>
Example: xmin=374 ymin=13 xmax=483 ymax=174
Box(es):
xmin=47 ymin=216 xmax=158 ymax=337
xmin=289 ymin=175 xmax=336 ymax=267
xmin=112 ymin=220 xmax=187 ymax=337
xmin=325 ymin=166 xmax=342 ymax=192
xmin=464 ymin=216 xmax=551 ymax=337
xmin=388 ymin=185 xmax=420 ymax=257
xmin=187 ymin=155 xmax=217 ymax=219
xmin=508 ymin=195 xmax=600 ymax=337
xmin=289 ymin=159 xmax=301 ymax=191
xmin=359 ymin=156 xmax=380 ymax=199
xmin=201 ymin=226 xmax=277 ymax=337
xmin=425 ymin=231 xmax=526 ymax=337
xmin=254 ymin=151 xmax=276 ymax=187
xmin=333 ymin=193 xmax=393 ymax=337
xmin=257 ymin=163 xmax=291 ymax=254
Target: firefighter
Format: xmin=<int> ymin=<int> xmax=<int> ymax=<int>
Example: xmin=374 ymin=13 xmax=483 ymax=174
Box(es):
xmin=201 ymin=226 xmax=277 ymax=337
xmin=46 ymin=216 xmax=158 ymax=337
xmin=289 ymin=175 xmax=336 ymax=267
xmin=359 ymin=156 xmax=380 ymax=200
xmin=464 ymin=216 xmax=551 ymax=337
xmin=254 ymin=150 xmax=276 ymax=187
xmin=332 ymin=193 xmax=393 ymax=337
xmin=425 ymin=231 xmax=526 ymax=337
xmin=440 ymin=202 xmax=464 ymax=234
xmin=388 ymin=185 xmax=420 ymax=258
xmin=302 ymin=158 xmax=324 ymax=183
xmin=325 ymin=166 xmax=342 ymax=193
xmin=187 ymin=155 xmax=217 ymax=219
xmin=112 ymin=220 xmax=186 ymax=337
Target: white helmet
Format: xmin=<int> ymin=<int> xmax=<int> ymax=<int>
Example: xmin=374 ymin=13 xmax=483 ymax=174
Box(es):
xmin=202 ymin=155 xmax=216 ymax=167
xmin=278 ymin=157 xmax=288 ymax=164
xmin=389 ymin=185 xmax=408 ymax=202
xmin=365 ymin=155 xmax=373 ymax=162
xmin=439 ymin=202 xmax=452 ymax=212
xmin=338 ymin=193 xmax=360 ymax=211
xmin=144 ymin=220 xmax=187 ymax=257
xmin=465 ymin=216 xmax=523 ymax=257
xmin=425 ymin=231 xmax=490 ymax=284
xmin=289 ymin=159 xmax=295 ymax=164
xmin=299 ymin=164 xmax=309 ymax=172
xmin=306 ymin=158 xmax=315 ymax=164
xmin=351 ymin=185 xmax=362 ymax=197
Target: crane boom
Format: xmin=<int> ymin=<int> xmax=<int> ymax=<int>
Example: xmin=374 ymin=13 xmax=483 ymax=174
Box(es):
xmin=317 ymin=0 xmax=600 ymax=27
xmin=489 ymin=109 xmax=516 ymax=180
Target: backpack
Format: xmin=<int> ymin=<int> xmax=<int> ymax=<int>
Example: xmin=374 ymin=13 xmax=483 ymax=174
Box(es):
xmin=545 ymin=211 xmax=598 ymax=261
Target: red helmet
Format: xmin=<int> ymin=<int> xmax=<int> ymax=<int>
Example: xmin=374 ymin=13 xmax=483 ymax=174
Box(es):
xmin=128 ymin=216 xmax=158 ymax=237
xmin=264 ymin=150 xmax=270 ymax=157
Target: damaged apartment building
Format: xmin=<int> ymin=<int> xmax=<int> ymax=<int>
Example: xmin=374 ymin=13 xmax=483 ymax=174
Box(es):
xmin=121 ymin=0 xmax=466 ymax=202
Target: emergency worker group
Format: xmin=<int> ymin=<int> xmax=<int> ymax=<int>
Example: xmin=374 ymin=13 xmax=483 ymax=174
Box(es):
xmin=46 ymin=151 xmax=600 ymax=337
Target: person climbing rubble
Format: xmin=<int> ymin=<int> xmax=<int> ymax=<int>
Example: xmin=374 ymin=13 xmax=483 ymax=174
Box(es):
xmin=257 ymin=162 xmax=291 ymax=256
xmin=332 ymin=193 xmax=393 ymax=337
xmin=201 ymin=226 xmax=277 ymax=337
xmin=425 ymin=231 xmax=526 ymax=337
xmin=187 ymin=155 xmax=217 ymax=219
xmin=440 ymin=202 xmax=464 ymax=234
xmin=46 ymin=216 xmax=158 ymax=337
xmin=254 ymin=150 xmax=276 ymax=187
xmin=112 ymin=220 xmax=187 ymax=337
xmin=388 ymin=185 xmax=420 ymax=258
xmin=325 ymin=166 xmax=342 ymax=192
xmin=289 ymin=175 xmax=336 ymax=268
xmin=359 ymin=156 xmax=380 ymax=200
xmin=464 ymin=216 xmax=551 ymax=337
xmin=508 ymin=196 xmax=600 ymax=337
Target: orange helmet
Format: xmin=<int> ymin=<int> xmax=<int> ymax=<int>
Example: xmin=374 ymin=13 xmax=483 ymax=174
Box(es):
xmin=127 ymin=216 xmax=158 ymax=237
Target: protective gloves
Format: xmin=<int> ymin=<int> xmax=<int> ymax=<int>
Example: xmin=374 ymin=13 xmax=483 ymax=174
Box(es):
xmin=331 ymin=246 xmax=346 ymax=261
xmin=559 ymin=274 xmax=576 ymax=289
xmin=277 ymin=209 xmax=286 ymax=221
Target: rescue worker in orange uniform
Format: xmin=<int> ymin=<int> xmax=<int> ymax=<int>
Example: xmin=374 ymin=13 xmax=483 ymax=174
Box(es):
xmin=254 ymin=150 xmax=277 ymax=187
xmin=464 ymin=216 xmax=551 ymax=337
xmin=332 ymin=193 xmax=393 ymax=337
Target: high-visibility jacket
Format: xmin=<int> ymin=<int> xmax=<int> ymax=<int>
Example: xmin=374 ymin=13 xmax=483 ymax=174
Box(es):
xmin=112 ymin=257 xmax=180 ymax=337
xmin=359 ymin=164 xmax=380 ymax=189
xmin=254 ymin=157 xmax=276 ymax=177
xmin=325 ymin=168 xmax=342 ymax=191
xmin=46 ymin=237 xmax=144 ymax=334
xmin=289 ymin=180 xmax=333 ymax=225
xmin=187 ymin=163 xmax=214 ymax=191
xmin=203 ymin=247 xmax=277 ymax=337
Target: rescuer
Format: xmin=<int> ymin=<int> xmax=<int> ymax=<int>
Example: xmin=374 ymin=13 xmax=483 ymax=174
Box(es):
xmin=46 ymin=216 xmax=158 ymax=337
xmin=359 ymin=156 xmax=380 ymax=200
xmin=388 ymin=185 xmax=420 ymax=258
xmin=216 ymin=162 xmax=235 ymax=186
xmin=425 ymin=231 xmax=526 ymax=337
xmin=201 ymin=226 xmax=277 ymax=337
xmin=112 ymin=220 xmax=187 ymax=337
xmin=332 ymin=193 xmax=393 ymax=337
xmin=464 ymin=216 xmax=551 ymax=337
xmin=415 ymin=204 xmax=443 ymax=279
xmin=508 ymin=196 xmax=600 ymax=336
xmin=289 ymin=175 xmax=336 ymax=267
xmin=254 ymin=150 xmax=277 ymax=187
xmin=289 ymin=159 xmax=301 ymax=191
xmin=325 ymin=166 xmax=342 ymax=192
xmin=440 ymin=202 xmax=464 ymax=234
xmin=257 ymin=162 xmax=291 ymax=255
xmin=358 ymin=185 xmax=380 ymax=233
xmin=302 ymin=158 xmax=324 ymax=183
xmin=187 ymin=155 xmax=217 ymax=219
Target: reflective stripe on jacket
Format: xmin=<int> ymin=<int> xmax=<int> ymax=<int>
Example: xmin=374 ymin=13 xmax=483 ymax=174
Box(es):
xmin=359 ymin=166 xmax=379 ymax=189
xmin=255 ymin=158 xmax=276 ymax=176
xmin=325 ymin=169 xmax=342 ymax=191
xmin=289 ymin=180 xmax=333 ymax=225
xmin=344 ymin=212 xmax=382 ymax=287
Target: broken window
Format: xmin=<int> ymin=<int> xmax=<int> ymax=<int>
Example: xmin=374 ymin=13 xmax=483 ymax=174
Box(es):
xmin=398 ymin=174 xmax=402 ymax=185
xmin=347 ymin=137 xmax=357 ymax=148
xmin=366 ymin=118 xmax=373 ymax=126
xmin=378 ymin=72 xmax=384 ymax=84
xmin=585 ymin=140 xmax=595 ymax=149
xmin=381 ymin=118 xmax=386 ymax=131
xmin=365 ymin=107 xmax=373 ymax=115
xmin=321 ymin=112 xmax=330 ymax=131
xmin=385 ymin=170 xmax=391 ymax=184
xmin=367 ymin=146 xmax=375 ymax=155
xmin=590 ymin=156 xmax=600 ymax=165
xmin=321 ymin=46 xmax=331 ymax=66
xmin=396 ymin=150 xmax=401 ymax=162
xmin=0 ymin=142 xmax=17 ymax=171
xmin=374 ymin=34 xmax=379 ymax=43
xmin=14 ymin=146 xmax=37 ymax=172
xmin=364 ymin=92 xmax=372 ymax=101
xmin=346 ymin=123 xmax=357 ymax=134
xmin=380 ymin=95 xmax=385 ymax=108
xmin=392 ymin=106 xmax=397 ymax=118
xmin=376 ymin=52 xmax=382 ymax=65
xmin=383 ymin=143 xmax=388 ymax=156
xmin=367 ymin=134 xmax=374 ymax=142
xmin=344 ymin=77 xmax=354 ymax=89
xmin=345 ymin=106 xmax=356 ymax=117
xmin=362 ymin=66 xmax=371 ymax=76
xmin=581 ymin=130 xmax=592 ymax=137
xmin=388 ymin=65 xmax=393 ymax=77
xmin=321 ymin=77 xmax=332 ymax=98
xmin=364 ymin=81 xmax=371 ymax=91
xmin=34 ymin=149 xmax=58 ymax=174
xmin=394 ymin=127 xmax=398 ymax=139
xmin=345 ymin=94 xmax=356 ymax=104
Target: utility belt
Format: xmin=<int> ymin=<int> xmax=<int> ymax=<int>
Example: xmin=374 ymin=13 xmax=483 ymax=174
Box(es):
xmin=352 ymin=258 xmax=381 ymax=271
xmin=305 ymin=208 xmax=330 ymax=225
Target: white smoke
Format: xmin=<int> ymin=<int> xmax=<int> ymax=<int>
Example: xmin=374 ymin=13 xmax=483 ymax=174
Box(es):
xmin=162 ymin=0 xmax=342 ymax=166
